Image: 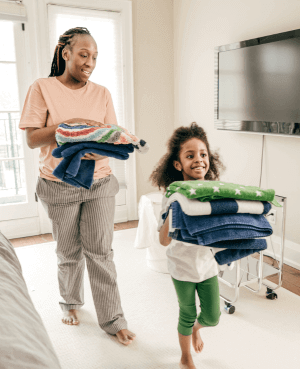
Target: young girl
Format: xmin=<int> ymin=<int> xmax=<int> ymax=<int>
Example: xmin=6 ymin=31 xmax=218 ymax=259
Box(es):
xmin=150 ymin=122 xmax=225 ymax=369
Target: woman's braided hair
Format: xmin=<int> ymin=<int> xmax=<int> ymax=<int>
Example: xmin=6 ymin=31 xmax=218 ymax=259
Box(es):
xmin=149 ymin=122 xmax=226 ymax=191
xmin=49 ymin=27 xmax=91 ymax=77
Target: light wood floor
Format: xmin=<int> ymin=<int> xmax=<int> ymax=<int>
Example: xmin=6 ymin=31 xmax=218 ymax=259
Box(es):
xmin=9 ymin=220 xmax=138 ymax=248
xmin=9 ymin=220 xmax=300 ymax=297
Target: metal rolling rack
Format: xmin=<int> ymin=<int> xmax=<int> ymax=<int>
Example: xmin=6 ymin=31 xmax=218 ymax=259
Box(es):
xmin=218 ymin=194 xmax=287 ymax=314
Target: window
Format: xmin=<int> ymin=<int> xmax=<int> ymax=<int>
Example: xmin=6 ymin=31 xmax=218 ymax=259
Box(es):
xmin=0 ymin=20 xmax=27 ymax=205
xmin=0 ymin=18 xmax=37 ymax=229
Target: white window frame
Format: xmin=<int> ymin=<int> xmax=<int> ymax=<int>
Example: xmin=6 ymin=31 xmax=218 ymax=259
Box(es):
xmin=0 ymin=20 xmax=40 ymax=239
xmin=21 ymin=0 xmax=137 ymax=233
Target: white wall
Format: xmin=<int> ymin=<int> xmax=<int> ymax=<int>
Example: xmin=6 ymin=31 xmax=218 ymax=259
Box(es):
xmin=174 ymin=0 xmax=300 ymax=267
xmin=6 ymin=0 xmax=174 ymax=237
xmin=130 ymin=0 xmax=174 ymax=200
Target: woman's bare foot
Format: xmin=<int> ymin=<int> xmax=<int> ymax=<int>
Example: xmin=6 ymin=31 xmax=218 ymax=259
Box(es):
xmin=179 ymin=356 xmax=196 ymax=369
xmin=192 ymin=321 xmax=204 ymax=353
xmin=62 ymin=309 xmax=79 ymax=325
xmin=115 ymin=329 xmax=136 ymax=346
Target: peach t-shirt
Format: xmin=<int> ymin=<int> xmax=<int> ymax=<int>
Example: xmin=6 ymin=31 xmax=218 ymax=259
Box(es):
xmin=19 ymin=76 xmax=118 ymax=181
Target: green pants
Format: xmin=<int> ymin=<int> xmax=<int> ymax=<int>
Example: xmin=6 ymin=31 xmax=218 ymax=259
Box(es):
xmin=172 ymin=275 xmax=221 ymax=336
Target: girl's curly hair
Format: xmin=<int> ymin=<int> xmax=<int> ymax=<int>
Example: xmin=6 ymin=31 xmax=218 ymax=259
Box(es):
xmin=149 ymin=122 xmax=225 ymax=191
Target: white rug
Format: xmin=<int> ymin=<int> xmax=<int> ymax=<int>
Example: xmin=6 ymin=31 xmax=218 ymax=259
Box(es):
xmin=16 ymin=228 xmax=300 ymax=369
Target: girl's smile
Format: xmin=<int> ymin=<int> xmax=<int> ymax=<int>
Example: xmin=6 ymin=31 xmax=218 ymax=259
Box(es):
xmin=174 ymin=138 xmax=210 ymax=181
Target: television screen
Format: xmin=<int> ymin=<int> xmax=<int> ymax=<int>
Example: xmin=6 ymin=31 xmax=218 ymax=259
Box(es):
xmin=215 ymin=29 xmax=300 ymax=136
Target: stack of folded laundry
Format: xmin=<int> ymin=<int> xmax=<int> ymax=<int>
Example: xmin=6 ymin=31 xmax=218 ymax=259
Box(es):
xmin=162 ymin=180 xmax=281 ymax=265
xmin=52 ymin=121 xmax=149 ymax=189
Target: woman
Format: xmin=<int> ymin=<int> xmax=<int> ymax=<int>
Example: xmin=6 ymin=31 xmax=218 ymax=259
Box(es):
xmin=19 ymin=27 xmax=135 ymax=346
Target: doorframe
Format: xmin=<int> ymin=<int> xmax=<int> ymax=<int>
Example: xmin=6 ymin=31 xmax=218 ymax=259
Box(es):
xmin=4 ymin=0 xmax=138 ymax=238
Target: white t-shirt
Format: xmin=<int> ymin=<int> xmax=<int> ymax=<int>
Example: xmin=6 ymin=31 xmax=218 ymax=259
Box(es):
xmin=157 ymin=195 xmax=219 ymax=283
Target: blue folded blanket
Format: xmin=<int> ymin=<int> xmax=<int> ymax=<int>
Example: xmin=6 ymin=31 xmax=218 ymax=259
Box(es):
xmin=164 ymin=201 xmax=273 ymax=245
xmin=211 ymin=239 xmax=267 ymax=265
xmin=162 ymin=201 xmax=272 ymax=265
xmin=52 ymin=142 xmax=134 ymax=189
xmin=169 ymin=229 xmax=267 ymax=264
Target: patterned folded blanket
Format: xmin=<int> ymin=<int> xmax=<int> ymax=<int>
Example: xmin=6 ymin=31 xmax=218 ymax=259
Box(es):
xmin=166 ymin=180 xmax=281 ymax=207
xmin=55 ymin=122 xmax=149 ymax=153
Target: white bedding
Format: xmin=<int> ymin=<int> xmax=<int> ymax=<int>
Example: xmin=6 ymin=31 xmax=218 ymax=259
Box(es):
xmin=0 ymin=231 xmax=61 ymax=369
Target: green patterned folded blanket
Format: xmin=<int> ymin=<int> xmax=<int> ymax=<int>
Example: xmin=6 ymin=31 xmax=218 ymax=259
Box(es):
xmin=166 ymin=180 xmax=281 ymax=207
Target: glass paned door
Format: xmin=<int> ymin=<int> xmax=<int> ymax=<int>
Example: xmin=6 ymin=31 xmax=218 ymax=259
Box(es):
xmin=47 ymin=5 xmax=128 ymax=222
xmin=0 ymin=21 xmax=37 ymax=222
xmin=0 ymin=112 xmax=27 ymax=205
xmin=47 ymin=5 xmax=127 ymax=189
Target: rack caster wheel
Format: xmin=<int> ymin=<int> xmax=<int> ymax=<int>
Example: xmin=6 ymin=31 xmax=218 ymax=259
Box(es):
xmin=224 ymin=302 xmax=235 ymax=314
xmin=266 ymin=287 xmax=278 ymax=300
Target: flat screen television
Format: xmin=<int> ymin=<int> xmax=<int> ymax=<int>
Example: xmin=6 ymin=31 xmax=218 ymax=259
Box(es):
xmin=215 ymin=29 xmax=300 ymax=137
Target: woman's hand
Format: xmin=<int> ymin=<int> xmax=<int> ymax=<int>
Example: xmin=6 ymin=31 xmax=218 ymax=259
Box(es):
xmin=26 ymin=124 xmax=61 ymax=149
xmin=81 ymin=153 xmax=108 ymax=161
xmin=25 ymin=119 xmax=105 ymax=150
xmin=64 ymin=118 xmax=105 ymax=126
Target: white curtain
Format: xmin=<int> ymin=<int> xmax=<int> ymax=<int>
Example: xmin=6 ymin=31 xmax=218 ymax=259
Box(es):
xmin=0 ymin=0 xmax=27 ymax=22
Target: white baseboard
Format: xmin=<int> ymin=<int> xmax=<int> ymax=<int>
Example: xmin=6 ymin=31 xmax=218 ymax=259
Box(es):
xmin=115 ymin=205 xmax=128 ymax=223
xmin=265 ymin=235 xmax=300 ymax=271
xmin=1 ymin=204 xmax=130 ymax=240
xmin=0 ymin=217 xmax=41 ymax=240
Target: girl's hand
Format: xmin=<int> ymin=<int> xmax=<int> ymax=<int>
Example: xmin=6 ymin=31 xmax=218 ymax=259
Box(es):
xmin=81 ymin=153 xmax=108 ymax=161
xmin=159 ymin=213 xmax=172 ymax=246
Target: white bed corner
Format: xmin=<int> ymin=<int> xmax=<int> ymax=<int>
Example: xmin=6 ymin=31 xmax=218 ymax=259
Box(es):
xmin=0 ymin=231 xmax=61 ymax=369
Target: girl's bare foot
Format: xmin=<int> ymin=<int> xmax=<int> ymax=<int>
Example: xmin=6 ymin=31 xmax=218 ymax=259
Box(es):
xmin=192 ymin=321 xmax=204 ymax=353
xmin=179 ymin=356 xmax=196 ymax=369
xmin=62 ymin=309 xmax=79 ymax=325
xmin=115 ymin=329 xmax=136 ymax=345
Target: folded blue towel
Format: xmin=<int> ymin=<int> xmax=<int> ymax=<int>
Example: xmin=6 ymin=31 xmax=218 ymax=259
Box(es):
xmin=162 ymin=201 xmax=272 ymax=264
xmin=52 ymin=141 xmax=134 ymax=189
xmin=164 ymin=201 xmax=273 ymax=245
xmin=167 ymin=230 xmax=267 ymax=264
xmin=209 ymin=198 xmax=271 ymax=215
xmin=165 ymin=196 xmax=272 ymax=216
xmin=52 ymin=141 xmax=134 ymax=159
xmin=52 ymin=152 xmax=95 ymax=189
xmin=211 ymin=239 xmax=267 ymax=265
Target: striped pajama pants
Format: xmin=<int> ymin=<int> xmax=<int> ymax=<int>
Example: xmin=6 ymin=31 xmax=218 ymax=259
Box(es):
xmin=36 ymin=174 xmax=127 ymax=335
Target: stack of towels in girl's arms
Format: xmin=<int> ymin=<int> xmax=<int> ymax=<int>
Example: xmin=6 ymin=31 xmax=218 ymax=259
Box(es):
xmin=162 ymin=181 xmax=282 ymax=265
xmin=52 ymin=121 xmax=149 ymax=189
